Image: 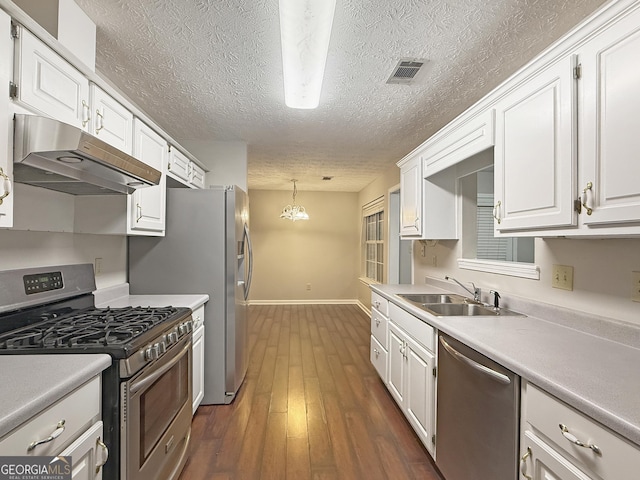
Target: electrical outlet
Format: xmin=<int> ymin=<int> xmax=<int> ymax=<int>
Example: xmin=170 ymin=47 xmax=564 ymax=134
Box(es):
xmin=432 ymin=255 xmax=438 ymax=267
xmin=306 ymin=283 xmax=311 ymax=291
xmin=420 ymin=244 xmax=426 ymax=257
xmin=94 ymin=257 xmax=103 ymax=276
xmin=552 ymin=264 xmax=573 ymax=291
xmin=632 ymin=271 xmax=640 ymax=302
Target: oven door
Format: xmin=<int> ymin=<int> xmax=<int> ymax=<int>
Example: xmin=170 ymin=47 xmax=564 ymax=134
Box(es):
xmin=122 ymin=335 xmax=192 ymax=480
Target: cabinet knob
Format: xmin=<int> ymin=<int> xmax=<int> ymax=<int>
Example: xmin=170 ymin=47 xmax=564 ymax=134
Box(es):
xmin=375 ymin=318 xmax=380 ymax=327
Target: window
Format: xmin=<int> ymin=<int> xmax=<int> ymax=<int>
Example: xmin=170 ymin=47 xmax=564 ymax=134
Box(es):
xmin=363 ymin=197 xmax=384 ymax=283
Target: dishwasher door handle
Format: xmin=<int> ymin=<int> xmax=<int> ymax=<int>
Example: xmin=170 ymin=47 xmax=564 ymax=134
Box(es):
xmin=439 ymin=335 xmax=511 ymax=385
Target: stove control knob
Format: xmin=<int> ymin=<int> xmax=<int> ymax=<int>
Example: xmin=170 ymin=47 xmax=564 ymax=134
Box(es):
xmin=186 ymin=320 xmax=194 ymax=333
xmin=145 ymin=345 xmax=159 ymax=361
xmin=156 ymin=341 xmax=166 ymax=355
xmin=167 ymin=332 xmax=178 ymax=345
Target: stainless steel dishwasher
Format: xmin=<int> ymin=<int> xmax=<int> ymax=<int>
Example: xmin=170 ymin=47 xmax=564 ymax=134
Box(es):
xmin=436 ymin=334 xmax=519 ymax=480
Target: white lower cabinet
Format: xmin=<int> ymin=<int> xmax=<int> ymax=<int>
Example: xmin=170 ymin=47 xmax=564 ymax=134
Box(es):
xmin=192 ymin=324 xmax=205 ymax=414
xmin=192 ymin=304 xmax=205 ymax=414
xmin=387 ymin=321 xmax=436 ymax=455
xmin=60 ymin=421 xmax=108 ymax=480
xmin=0 ymin=375 xmax=105 ymax=479
xmin=520 ymin=381 xmax=640 ymax=480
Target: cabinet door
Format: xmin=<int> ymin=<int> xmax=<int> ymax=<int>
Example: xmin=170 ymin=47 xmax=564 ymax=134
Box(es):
xmin=494 ymin=55 xmax=577 ymax=231
xmin=387 ymin=324 xmax=405 ymax=406
xmin=15 ymin=27 xmax=90 ymax=128
xmin=168 ymin=147 xmax=190 ymax=183
xmin=579 ymin=5 xmax=640 ymax=226
xmin=404 ymin=335 xmax=436 ymax=455
xmin=0 ymin=10 xmax=13 ymax=227
xmin=128 ymin=119 xmax=166 ymax=234
xmin=399 ymin=157 xmax=422 ymax=236
xmin=192 ymin=325 xmax=204 ymax=414
xmin=60 ymin=421 xmax=107 ymax=480
xmin=190 ymin=163 xmax=205 ymax=189
xmin=90 ymin=84 xmax=133 ymax=154
xmin=521 ymin=431 xmax=593 ymax=480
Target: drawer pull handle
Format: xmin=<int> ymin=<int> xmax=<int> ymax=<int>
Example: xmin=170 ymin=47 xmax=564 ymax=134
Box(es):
xmin=559 ymin=424 xmax=602 ymax=455
xmin=27 ymin=420 xmax=66 ymax=451
xmin=95 ymin=437 xmax=109 ymax=473
xmin=520 ymin=446 xmax=532 ymax=480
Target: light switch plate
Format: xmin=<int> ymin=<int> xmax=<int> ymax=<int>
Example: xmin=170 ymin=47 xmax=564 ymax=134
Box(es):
xmin=632 ymin=271 xmax=640 ymax=302
xmin=552 ymin=264 xmax=573 ymax=291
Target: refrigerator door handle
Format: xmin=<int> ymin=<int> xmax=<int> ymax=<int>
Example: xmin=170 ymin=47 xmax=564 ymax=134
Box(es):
xmin=243 ymin=223 xmax=253 ymax=300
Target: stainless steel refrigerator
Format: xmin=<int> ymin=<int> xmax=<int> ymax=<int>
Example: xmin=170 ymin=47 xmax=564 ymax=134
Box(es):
xmin=128 ymin=185 xmax=253 ymax=404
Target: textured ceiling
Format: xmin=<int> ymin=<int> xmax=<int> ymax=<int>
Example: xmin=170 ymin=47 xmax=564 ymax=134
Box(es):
xmin=73 ymin=0 xmax=608 ymax=192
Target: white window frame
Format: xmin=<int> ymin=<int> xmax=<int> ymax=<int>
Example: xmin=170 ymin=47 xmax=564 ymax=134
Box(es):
xmin=362 ymin=196 xmax=385 ymax=284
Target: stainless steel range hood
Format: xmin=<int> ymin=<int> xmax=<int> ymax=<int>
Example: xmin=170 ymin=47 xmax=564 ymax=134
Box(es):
xmin=13 ymin=115 xmax=162 ymax=195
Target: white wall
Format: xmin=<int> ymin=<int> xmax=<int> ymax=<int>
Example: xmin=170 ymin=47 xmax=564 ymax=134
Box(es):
xmin=183 ymin=140 xmax=247 ymax=191
xmin=413 ymin=237 xmax=640 ymax=326
xmin=248 ymin=189 xmax=360 ymax=302
xmin=0 ymin=229 xmax=126 ymax=289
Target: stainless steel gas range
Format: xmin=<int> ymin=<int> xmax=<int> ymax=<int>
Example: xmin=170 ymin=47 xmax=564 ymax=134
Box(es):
xmin=0 ymin=264 xmax=193 ymax=480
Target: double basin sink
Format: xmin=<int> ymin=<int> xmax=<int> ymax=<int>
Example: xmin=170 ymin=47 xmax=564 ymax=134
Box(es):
xmin=397 ymin=293 xmax=524 ymax=317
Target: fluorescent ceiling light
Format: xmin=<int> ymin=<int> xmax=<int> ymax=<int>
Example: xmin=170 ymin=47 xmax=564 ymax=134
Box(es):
xmin=279 ymin=0 xmax=337 ymax=109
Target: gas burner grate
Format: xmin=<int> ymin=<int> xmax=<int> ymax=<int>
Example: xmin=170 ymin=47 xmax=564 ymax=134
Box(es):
xmin=0 ymin=306 xmax=181 ymax=351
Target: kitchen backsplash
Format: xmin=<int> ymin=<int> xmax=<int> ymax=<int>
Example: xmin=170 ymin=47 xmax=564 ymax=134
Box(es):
xmin=0 ymin=230 xmax=126 ymax=289
xmin=414 ymin=237 xmax=640 ymax=327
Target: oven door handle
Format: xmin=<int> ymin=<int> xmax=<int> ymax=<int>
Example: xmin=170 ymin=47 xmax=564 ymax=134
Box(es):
xmin=130 ymin=339 xmax=191 ymax=395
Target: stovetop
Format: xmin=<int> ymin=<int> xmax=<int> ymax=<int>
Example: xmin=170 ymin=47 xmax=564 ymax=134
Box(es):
xmin=0 ymin=305 xmax=189 ymax=357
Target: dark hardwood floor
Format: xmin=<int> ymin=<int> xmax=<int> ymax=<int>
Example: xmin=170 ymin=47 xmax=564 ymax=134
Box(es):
xmin=179 ymin=304 xmax=443 ymax=480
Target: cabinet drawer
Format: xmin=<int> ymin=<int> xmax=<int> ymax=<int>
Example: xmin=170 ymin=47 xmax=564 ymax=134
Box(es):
xmin=370 ymin=335 xmax=387 ymax=382
xmin=389 ymin=302 xmax=435 ymax=352
xmin=526 ymin=383 xmax=640 ymax=479
xmin=370 ymin=307 xmax=388 ymax=348
xmin=0 ymin=375 xmax=100 ymax=456
xmin=371 ymin=292 xmax=389 ymax=316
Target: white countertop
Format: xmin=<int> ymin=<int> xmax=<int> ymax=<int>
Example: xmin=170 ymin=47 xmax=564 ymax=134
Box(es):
xmin=371 ymin=283 xmax=640 ymax=446
xmin=0 ymin=354 xmax=111 ymax=438
xmin=93 ymin=283 xmax=208 ymax=311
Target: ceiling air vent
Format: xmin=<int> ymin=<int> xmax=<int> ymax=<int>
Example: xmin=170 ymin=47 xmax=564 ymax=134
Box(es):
xmin=386 ymin=58 xmax=428 ymax=85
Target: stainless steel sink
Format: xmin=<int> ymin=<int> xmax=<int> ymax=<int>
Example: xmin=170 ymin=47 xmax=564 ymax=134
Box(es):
xmin=397 ymin=293 xmax=467 ymax=304
xmin=396 ymin=292 xmax=525 ymax=317
xmin=422 ymin=303 xmax=500 ymax=316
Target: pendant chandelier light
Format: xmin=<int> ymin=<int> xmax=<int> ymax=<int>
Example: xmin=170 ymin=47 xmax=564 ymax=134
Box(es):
xmin=280 ymin=179 xmax=309 ymax=221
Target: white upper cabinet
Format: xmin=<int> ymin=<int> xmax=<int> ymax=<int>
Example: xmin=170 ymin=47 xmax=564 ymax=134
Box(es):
xmin=167 ymin=146 xmax=206 ymax=189
xmin=399 ymin=156 xmax=422 ymax=236
xmin=128 ymin=119 xmax=166 ymax=235
xmin=493 ymin=55 xmax=578 ymax=232
xmin=89 ymin=84 xmax=133 ymax=154
xmin=190 ymin=162 xmax=205 ymax=189
xmin=0 ymin=9 xmax=13 ymax=228
xmin=167 ymin=146 xmax=190 ymax=183
xmin=578 ymin=3 xmax=640 ymax=228
xmin=13 ymin=26 xmax=90 ymax=128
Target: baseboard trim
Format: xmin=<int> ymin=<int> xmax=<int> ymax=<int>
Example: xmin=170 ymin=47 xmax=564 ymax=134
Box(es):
xmin=249 ymin=299 xmax=359 ymax=306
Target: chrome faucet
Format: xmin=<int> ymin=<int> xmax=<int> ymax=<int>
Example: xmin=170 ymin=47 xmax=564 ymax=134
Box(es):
xmin=444 ymin=276 xmax=481 ymax=303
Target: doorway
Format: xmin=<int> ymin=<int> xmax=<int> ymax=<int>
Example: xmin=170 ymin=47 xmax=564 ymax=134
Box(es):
xmin=389 ymin=188 xmax=412 ymax=284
